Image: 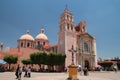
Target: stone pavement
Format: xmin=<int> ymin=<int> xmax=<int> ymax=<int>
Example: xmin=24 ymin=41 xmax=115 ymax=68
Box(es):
xmin=0 ymin=71 xmax=119 ymax=80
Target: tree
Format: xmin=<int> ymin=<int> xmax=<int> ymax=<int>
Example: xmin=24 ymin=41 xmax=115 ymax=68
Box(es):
xmin=45 ymin=53 xmax=66 ymax=71
xmin=56 ymin=53 xmax=66 ymax=65
xmin=30 ymin=53 xmax=38 ymax=64
xmin=30 ymin=52 xmax=66 ymax=72
xmin=45 ymin=53 xmax=55 ymax=71
xmin=46 ymin=53 xmax=66 ymax=65
xmin=54 ymin=53 xmax=66 ymax=71
xmin=4 ymin=55 xmax=18 ymax=70
xmin=21 ymin=59 xmax=31 ymax=65
xmin=30 ymin=52 xmax=47 ymax=69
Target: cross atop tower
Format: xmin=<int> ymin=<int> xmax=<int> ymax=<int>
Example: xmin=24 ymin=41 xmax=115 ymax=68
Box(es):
xmin=64 ymin=4 xmax=69 ymax=12
xmin=65 ymin=4 xmax=68 ymax=10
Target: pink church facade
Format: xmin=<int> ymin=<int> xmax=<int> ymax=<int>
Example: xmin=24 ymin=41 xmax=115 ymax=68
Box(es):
xmin=58 ymin=8 xmax=97 ymax=69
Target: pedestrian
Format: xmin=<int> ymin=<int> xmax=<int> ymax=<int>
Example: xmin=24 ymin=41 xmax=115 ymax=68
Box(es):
xmin=15 ymin=64 xmax=20 ymax=79
xmin=24 ymin=66 xmax=28 ymax=77
xmin=18 ymin=66 xmax=22 ymax=79
xmin=79 ymin=68 xmax=83 ymax=76
xmin=83 ymin=67 xmax=88 ymax=76
xmin=28 ymin=67 xmax=31 ymax=78
xmin=113 ymin=64 xmax=118 ymax=72
xmin=64 ymin=67 xmax=67 ymax=72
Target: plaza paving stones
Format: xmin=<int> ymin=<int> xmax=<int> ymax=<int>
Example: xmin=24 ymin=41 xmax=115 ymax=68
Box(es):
xmin=0 ymin=71 xmax=119 ymax=80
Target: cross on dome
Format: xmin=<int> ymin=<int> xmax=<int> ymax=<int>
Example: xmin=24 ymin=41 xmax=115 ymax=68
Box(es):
xmin=40 ymin=28 xmax=44 ymax=33
xmin=26 ymin=30 xmax=30 ymax=34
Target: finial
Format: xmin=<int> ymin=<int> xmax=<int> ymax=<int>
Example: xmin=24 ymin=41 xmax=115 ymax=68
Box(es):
xmin=66 ymin=4 xmax=68 ymax=10
xmin=0 ymin=43 xmax=3 ymax=45
xmin=0 ymin=43 xmax=3 ymax=51
xmin=0 ymin=43 xmax=3 ymax=47
xmin=26 ymin=30 xmax=30 ymax=34
xmin=64 ymin=4 xmax=69 ymax=12
xmin=40 ymin=28 xmax=44 ymax=33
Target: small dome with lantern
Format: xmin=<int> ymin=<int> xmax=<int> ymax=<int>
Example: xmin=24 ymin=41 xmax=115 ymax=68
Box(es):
xmin=19 ymin=30 xmax=34 ymax=41
xmin=35 ymin=28 xmax=48 ymax=40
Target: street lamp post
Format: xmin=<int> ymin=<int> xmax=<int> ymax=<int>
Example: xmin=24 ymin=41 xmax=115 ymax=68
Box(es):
xmin=68 ymin=45 xmax=77 ymax=65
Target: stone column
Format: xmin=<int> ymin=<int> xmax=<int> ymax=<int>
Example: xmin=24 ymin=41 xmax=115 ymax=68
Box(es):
xmin=93 ymin=39 xmax=97 ymax=66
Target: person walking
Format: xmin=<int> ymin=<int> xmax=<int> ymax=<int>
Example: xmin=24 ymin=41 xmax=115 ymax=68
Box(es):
xmin=83 ymin=67 xmax=88 ymax=76
xmin=15 ymin=64 xmax=20 ymax=79
xmin=113 ymin=64 xmax=118 ymax=72
xmin=28 ymin=67 xmax=31 ymax=78
xmin=24 ymin=66 xmax=28 ymax=77
xmin=79 ymin=68 xmax=83 ymax=76
xmin=18 ymin=66 xmax=22 ymax=79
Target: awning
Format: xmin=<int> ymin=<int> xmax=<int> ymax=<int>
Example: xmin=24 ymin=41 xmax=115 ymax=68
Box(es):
xmin=0 ymin=60 xmax=7 ymax=64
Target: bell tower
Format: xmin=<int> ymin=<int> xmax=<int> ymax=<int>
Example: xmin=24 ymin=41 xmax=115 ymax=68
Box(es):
xmin=58 ymin=7 xmax=77 ymax=67
xmin=59 ymin=6 xmax=74 ymax=32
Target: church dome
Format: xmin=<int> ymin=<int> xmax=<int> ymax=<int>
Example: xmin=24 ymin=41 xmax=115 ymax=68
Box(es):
xmin=19 ymin=30 xmax=34 ymax=41
xmin=35 ymin=29 xmax=48 ymax=40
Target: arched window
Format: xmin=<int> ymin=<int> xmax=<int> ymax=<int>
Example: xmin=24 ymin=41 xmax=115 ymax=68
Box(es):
xmin=71 ymin=25 xmax=73 ymax=31
xmin=67 ymin=15 xmax=69 ymax=19
xmin=21 ymin=42 xmax=23 ymax=47
xmin=43 ymin=42 xmax=45 ymax=46
xmin=27 ymin=43 xmax=30 ymax=47
xmin=67 ymin=24 xmax=69 ymax=30
xmin=84 ymin=43 xmax=89 ymax=52
xmin=38 ymin=41 xmax=40 ymax=45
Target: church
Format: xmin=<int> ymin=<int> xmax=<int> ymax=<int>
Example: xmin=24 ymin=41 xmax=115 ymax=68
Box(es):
xmin=58 ymin=7 xmax=97 ymax=69
xmin=0 ymin=7 xmax=97 ymax=70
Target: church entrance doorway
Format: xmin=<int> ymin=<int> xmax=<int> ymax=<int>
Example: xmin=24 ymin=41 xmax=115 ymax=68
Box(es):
xmin=84 ymin=60 xmax=89 ymax=69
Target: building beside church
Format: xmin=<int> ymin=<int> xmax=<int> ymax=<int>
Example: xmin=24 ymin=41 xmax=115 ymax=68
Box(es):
xmin=0 ymin=7 xmax=97 ymax=70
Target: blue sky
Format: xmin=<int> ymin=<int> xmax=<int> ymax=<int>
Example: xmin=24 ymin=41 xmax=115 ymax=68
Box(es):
xmin=0 ymin=0 xmax=120 ymax=59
